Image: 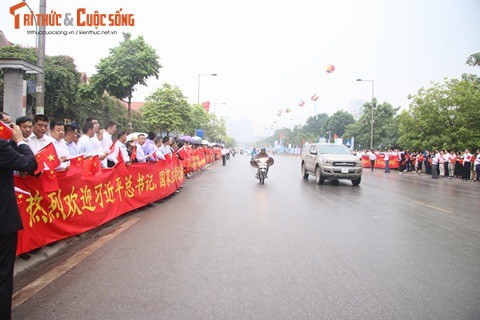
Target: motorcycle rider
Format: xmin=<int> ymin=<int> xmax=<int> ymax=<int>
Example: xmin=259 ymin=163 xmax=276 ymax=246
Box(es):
xmin=250 ymin=148 xmax=274 ymax=177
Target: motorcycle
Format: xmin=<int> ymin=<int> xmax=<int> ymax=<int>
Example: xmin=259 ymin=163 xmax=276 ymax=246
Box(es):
xmin=250 ymin=157 xmax=274 ymax=184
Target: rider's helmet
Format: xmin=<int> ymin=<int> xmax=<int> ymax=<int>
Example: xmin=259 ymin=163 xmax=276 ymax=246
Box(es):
xmin=261 ymin=148 xmax=266 ymax=153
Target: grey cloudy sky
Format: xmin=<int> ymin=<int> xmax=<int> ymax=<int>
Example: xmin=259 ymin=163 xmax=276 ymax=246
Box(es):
xmin=2 ymin=0 xmax=479 ymax=139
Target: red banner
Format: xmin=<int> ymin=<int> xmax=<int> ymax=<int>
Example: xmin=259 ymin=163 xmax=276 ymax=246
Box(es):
xmin=14 ymin=158 xmax=185 ymax=255
xmin=361 ymin=155 xmax=399 ymax=169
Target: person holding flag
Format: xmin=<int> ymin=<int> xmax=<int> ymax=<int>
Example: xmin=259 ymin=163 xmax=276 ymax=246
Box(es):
xmin=152 ymin=137 xmax=166 ymax=161
xmin=0 ymin=120 xmax=14 ymax=141
xmin=159 ymin=136 xmax=173 ymax=161
xmin=49 ymin=122 xmax=70 ymax=171
xmin=0 ymin=124 xmax=37 ymax=320
xmin=106 ymin=131 xmax=130 ymax=167
xmin=26 ymin=114 xmax=53 ymax=154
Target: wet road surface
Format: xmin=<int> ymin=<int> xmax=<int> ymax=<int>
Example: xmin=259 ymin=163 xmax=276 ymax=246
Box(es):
xmin=13 ymin=155 xmax=480 ymax=320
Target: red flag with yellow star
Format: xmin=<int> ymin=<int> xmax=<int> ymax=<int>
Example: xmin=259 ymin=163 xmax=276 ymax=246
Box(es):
xmin=15 ymin=187 xmax=31 ymax=206
xmin=34 ymin=142 xmax=60 ymax=174
xmin=0 ymin=121 xmax=13 ymax=140
xmin=41 ymin=169 xmax=59 ymax=192
xmin=82 ymin=154 xmax=101 ymax=180
xmin=66 ymin=154 xmax=84 ymax=177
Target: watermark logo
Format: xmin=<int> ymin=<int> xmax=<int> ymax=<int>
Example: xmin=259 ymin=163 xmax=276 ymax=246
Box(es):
xmin=10 ymin=2 xmax=27 ymax=29
xmin=9 ymin=2 xmax=135 ymax=30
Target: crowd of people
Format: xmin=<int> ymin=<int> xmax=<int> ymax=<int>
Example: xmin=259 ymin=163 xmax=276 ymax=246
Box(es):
xmin=0 ymin=112 xmax=225 ymax=176
xmin=360 ymin=148 xmax=480 ymax=182
xmin=0 ymin=110 xmax=229 ymax=320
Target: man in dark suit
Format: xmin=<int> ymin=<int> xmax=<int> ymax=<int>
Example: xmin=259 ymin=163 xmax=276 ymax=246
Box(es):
xmin=0 ymin=123 xmax=37 ymax=320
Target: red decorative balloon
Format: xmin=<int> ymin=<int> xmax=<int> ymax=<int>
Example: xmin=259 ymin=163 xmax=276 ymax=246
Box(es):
xmin=299 ymin=100 xmax=305 ymax=107
xmin=311 ymin=94 xmax=319 ymax=101
xmin=326 ymin=64 xmax=335 ymax=73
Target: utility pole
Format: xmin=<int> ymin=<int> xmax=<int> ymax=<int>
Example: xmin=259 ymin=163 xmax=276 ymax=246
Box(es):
xmin=35 ymin=0 xmax=46 ymax=115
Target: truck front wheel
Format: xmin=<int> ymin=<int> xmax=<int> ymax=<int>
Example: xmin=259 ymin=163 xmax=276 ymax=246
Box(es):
xmin=315 ymin=167 xmax=325 ymax=185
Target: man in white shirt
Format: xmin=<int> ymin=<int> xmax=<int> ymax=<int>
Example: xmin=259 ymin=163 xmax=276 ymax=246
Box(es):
xmin=77 ymin=122 xmax=95 ymax=156
xmin=86 ymin=117 xmax=100 ymax=136
xmin=462 ymin=149 xmax=473 ymax=181
xmin=92 ymin=129 xmax=109 ymax=167
xmin=64 ymin=125 xmax=79 ymax=156
xmin=153 ymin=137 xmax=166 ymax=161
xmin=474 ymin=149 xmax=480 ymax=182
xmin=142 ymin=131 xmax=156 ymax=157
xmin=159 ymin=136 xmax=173 ymax=158
xmin=107 ymin=131 xmax=130 ymax=166
xmin=383 ymin=149 xmax=391 ymax=173
xmin=101 ymin=121 xmax=117 ymax=153
xmin=134 ymin=134 xmax=152 ymax=163
xmin=27 ymin=114 xmax=54 ymax=154
xmin=368 ymin=150 xmax=377 ymax=172
xmin=49 ymin=122 xmax=70 ymax=171
xmin=431 ymin=150 xmax=441 ymax=179
xmin=443 ymin=150 xmax=451 ymax=178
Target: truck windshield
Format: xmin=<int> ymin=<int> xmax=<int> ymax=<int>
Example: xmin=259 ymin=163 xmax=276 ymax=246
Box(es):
xmin=318 ymin=145 xmax=350 ymax=155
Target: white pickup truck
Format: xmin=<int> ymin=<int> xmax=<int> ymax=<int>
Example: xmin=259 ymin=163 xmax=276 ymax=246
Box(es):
xmin=301 ymin=143 xmax=363 ymax=185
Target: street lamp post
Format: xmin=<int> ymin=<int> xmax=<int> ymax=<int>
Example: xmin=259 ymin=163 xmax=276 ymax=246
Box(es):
xmin=197 ymin=73 xmax=217 ymax=105
xmin=356 ymin=79 xmax=375 ymax=150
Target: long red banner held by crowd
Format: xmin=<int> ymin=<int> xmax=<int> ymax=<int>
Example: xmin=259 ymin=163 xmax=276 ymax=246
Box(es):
xmin=361 ymin=154 xmax=399 ymax=169
xmin=14 ymin=158 xmax=185 ymax=255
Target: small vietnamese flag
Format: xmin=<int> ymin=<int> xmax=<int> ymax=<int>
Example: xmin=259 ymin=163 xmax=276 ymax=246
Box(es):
xmin=0 ymin=121 xmax=13 ymax=140
xmin=34 ymin=142 xmax=60 ymax=174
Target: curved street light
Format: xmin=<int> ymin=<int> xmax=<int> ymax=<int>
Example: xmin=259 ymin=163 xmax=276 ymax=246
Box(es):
xmin=356 ymin=79 xmax=375 ymax=150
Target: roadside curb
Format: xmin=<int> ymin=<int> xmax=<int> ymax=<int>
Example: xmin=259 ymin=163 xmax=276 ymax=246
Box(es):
xmin=14 ymin=234 xmax=85 ymax=277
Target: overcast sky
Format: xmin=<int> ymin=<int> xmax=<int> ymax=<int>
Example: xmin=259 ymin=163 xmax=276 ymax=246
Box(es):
xmin=2 ymin=0 xmax=479 ymax=138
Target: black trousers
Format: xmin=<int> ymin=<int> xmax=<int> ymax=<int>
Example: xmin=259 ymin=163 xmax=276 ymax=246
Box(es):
xmin=0 ymin=232 xmax=17 ymax=320
xmin=462 ymin=162 xmax=471 ymax=180
xmin=222 ymin=155 xmax=226 ymax=165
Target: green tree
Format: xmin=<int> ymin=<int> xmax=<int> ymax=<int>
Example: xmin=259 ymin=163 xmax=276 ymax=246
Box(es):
xmin=44 ymin=55 xmax=81 ymax=121
xmin=0 ymin=46 xmax=83 ymax=121
xmin=303 ymin=113 xmax=329 ymax=140
xmin=141 ymin=83 xmax=191 ymax=135
xmin=466 ymin=52 xmax=480 ymax=67
xmin=344 ymin=101 xmax=399 ymax=150
xmin=204 ymin=115 xmax=227 ymax=143
xmin=326 ymin=110 xmax=355 ymax=138
xmin=184 ymin=104 xmax=211 ymax=135
xmin=76 ymin=84 xmax=135 ymax=131
xmin=398 ymin=78 xmax=480 ymax=151
xmin=89 ymin=33 xmax=161 ymax=124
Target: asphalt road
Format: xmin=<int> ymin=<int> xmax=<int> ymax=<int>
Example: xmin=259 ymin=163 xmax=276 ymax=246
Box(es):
xmin=13 ymin=155 xmax=480 ymax=320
